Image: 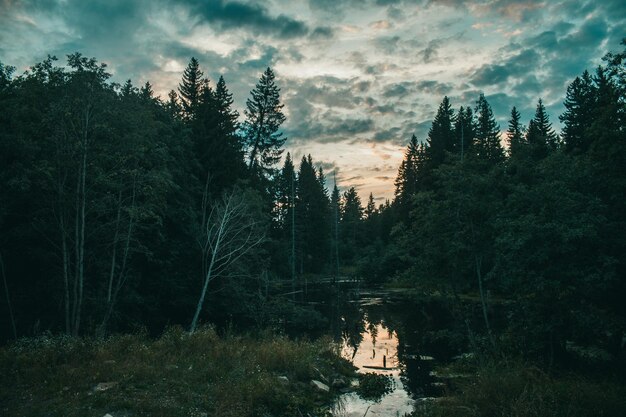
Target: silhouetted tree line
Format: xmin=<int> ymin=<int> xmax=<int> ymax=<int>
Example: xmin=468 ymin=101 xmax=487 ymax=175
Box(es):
xmin=0 ymin=53 xmax=388 ymax=341
xmin=362 ymin=41 xmax=626 ymax=365
xmin=1 ymin=39 xmax=625 ymax=367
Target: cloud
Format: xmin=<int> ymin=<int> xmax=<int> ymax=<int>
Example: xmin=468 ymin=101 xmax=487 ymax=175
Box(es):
xmin=180 ymin=0 xmax=310 ymax=39
xmin=470 ymin=48 xmax=541 ymax=87
xmin=310 ymin=26 xmax=335 ymax=39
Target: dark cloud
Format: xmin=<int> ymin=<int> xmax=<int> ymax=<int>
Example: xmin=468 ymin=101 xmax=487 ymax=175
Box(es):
xmin=383 ymin=83 xmax=411 ymax=98
xmin=180 ymin=0 xmax=309 ymax=39
xmin=310 ymin=26 xmax=335 ymax=39
xmin=374 ymin=127 xmax=402 ymax=142
xmin=415 ymin=80 xmax=453 ymax=96
xmin=470 ymin=48 xmax=540 ymax=87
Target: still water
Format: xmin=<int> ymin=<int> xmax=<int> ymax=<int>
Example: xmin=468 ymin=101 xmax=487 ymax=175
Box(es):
xmin=308 ymin=286 xmax=462 ymax=417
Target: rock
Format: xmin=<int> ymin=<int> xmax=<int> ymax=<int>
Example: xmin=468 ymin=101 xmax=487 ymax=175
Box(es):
xmin=419 ymin=355 xmax=435 ymax=361
xmin=310 ymin=379 xmax=330 ymax=392
xmin=277 ymin=376 xmax=289 ymax=384
xmin=311 ymin=366 xmax=328 ymax=383
xmin=452 ymin=352 xmax=475 ymax=361
xmin=331 ymin=377 xmax=347 ymax=388
xmin=103 ymin=414 xmax=114 ymax=417
xmin=93 ymin=382 xmax=118 ymax=392
xmin=103 ymin=360 xmax=116 ymax=365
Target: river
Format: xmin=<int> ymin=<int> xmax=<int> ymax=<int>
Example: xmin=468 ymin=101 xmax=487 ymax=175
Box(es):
xmin=304 ymin=284 xmax=466 ymax=417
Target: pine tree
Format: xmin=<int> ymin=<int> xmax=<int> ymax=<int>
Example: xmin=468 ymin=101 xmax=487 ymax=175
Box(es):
xmin=474 ymin=94 xmax=504 ymax=163
xmin=454 ymin=106 xmax=475 ymax=159
xmin=193 ymin=76 xmax=244 ymax=193
xmin=330 ymin=180 xmax=341 ymax=278
xmin=427 ymin=96 xmax=455 ymax=166
xmin=394 ymin=135 xmax=424 ymax=220
xmin=140 ymin=81 xmax=153 ymax=101
xmin=178 ymin=57 xmax=204 ymax=120
xmin=243 ymin=67 xmax=286 ymax=175
xmin=560 ymin=71 xmax=596 ymax=153
xmin=526 ymin=99 xmax=558 ymax=158
xmin=365 ymin=193 xmax=376 ymax=219
xmin=507 ymin=106 xmax=525 ymax=157
xmin=166 ymin=90 xmax=181 ymax=118
xmin=295 ymin=155 xmax=329 ymax=273
xmin=341 ymin=187 xmax=363 ymax=250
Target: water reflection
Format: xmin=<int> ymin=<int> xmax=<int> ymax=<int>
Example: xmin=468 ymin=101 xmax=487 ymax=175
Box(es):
xmin=334 ymin=320 xmax=415 ymax=417
xmin=304 ymin=284 xmax=464 ymax=416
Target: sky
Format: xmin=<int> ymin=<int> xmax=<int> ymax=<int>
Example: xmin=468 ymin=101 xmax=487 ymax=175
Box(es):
xmin=1 ymin=0 xmax=624 ymax=202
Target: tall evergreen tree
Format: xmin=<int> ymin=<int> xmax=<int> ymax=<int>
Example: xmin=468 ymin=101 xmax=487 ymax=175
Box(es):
xmin=330 ymin=180 xmax=341 ymax=278
xmin=178 ymin=57 xmax=204 ymax=120
xmin=426 ymin=96 xmax=455 ymax=166
xmin=507 ymin=106 xmax=525 ymax=157
xmin=560 ymin=71 xmax=596 ymax=153
xmin=454 ymin=106 xmax=475 ymax=159
xmin=243 ymin=67 xmax=286 ymax=176
xmin=365 ymin=193 xmax=376 ymax=219
xmin=474 ymin=94 xmax=504 ymax=163
xmin=193 ymin=75 xmax=243 ymax=193
xmin=394 ymin=135 xmax=425 ymax=221
xmin=526 ymin=99 xmax=559 ymax=158
xmin=295 ymin=155 xmax=329 ymax=273
xmin=341 ymin=187 xmax=363 ymax=258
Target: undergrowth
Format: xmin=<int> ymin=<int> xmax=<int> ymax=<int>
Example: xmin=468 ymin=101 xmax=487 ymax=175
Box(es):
xmin=414 ymin=359 xmax=626 ymax=417
xmin=0 ymin=326 xmax=355 ymax=417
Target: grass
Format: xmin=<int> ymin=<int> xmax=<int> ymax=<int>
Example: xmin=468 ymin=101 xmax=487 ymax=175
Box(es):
xmin=0 ymin=326 xmax=355 ymax=417
xmin=414 ymin=360 xmax=626 ymax=417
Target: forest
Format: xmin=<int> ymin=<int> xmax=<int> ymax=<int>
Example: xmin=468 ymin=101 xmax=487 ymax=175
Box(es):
xmin=0 ymin=40 xmax=625 ymax=416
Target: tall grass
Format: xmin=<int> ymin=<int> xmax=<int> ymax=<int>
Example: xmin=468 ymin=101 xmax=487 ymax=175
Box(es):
xmin=0 ymin=326 xmax=354 ymax=417
xmin=415 ymin=360 xmax=626 ymax=417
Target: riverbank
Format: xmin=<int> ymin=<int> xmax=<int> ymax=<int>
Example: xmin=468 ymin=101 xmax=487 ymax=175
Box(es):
xmin=0 ymin=327 xmax=355 ymax=417
xmin=413 ymin=358 xmax=626 ymax=417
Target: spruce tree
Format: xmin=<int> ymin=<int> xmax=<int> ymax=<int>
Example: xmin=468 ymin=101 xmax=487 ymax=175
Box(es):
xmin=507 ymin=107 xmax=523 ymax=152
xmin=426 ymin=96 xmax=455 ymax=166
xmin=178 ymin=57 xmax=204 ymax=120
xmin=454 ymin=106 xmax=475 ymax=158
xmin=243 ymin=67 xmax=286 ymax=175
xmin=365 ymin=193 xmax=376 ymax=219
xmin=526 ymin=99 xmax=558 ymax=158
xmin=560 ymin=71 xmax=596 ymax=153
xmin=474 ymin=94 xmax=504 ymax=163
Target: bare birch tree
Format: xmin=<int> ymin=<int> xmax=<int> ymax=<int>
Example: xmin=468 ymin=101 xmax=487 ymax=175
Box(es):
xmin=190 ymin=188 xmax=265 ymax=333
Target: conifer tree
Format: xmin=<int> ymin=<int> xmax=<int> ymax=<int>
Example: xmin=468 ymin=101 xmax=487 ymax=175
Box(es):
xmin=526 ymin=99 xmax=559 ymax=158
xmin=243 ymin=67 xmax=286 ymax=175
xmin=427 ymin=96 xmax=455 ymax=166
xmin=454 ymin=106 xmax=475 ymax=158
xmin=365 ymin=193 xmax=376 ymax=219
xmin=560 ymin=71 xmax=596 ymax=153
xmin=140 ymin=81 xmax=153 ymax=101
xmin=507 ymin=106 xmax=524 ymax=157
xmin=474 ymin=94 xmax=504 ymax=162
xmin=330 ymin=180 xmax=341 ymax=278
xmin=341 ymin=187 xmax=363 ymax=250
xmin=178 ymin=57 xmax=203 ymax=120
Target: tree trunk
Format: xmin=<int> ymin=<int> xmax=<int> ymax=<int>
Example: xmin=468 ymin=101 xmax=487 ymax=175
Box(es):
xmin=0 ymin=252 xmax=17 ymax=340
xmin=190 ymin=198 xmax=229 ymax=334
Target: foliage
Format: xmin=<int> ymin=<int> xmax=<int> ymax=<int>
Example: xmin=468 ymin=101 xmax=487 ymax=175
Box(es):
xmin=0 ymin=328 xmax=355 ymax=417
xmin=414 ymin=360 xmax=626 ymax=417
xmin=356 ymin=372 xmax=394 ymax=402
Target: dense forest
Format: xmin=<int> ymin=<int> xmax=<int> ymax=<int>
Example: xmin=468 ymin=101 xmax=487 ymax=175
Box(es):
xmin=1 ymin=40 xmax=625 ymax=376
